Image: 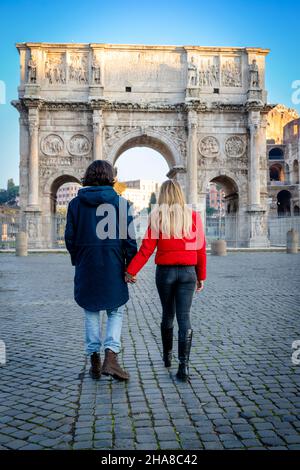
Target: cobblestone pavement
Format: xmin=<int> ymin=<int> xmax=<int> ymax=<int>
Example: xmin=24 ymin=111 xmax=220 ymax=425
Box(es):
xmin=0 ymin=252 xmax=300 ymax=450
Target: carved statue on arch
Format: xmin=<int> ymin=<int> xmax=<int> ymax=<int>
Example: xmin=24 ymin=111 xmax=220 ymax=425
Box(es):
xmin=92 ymin=57 xmax=101 ymax=84
xmin=249 ymin=59 xmax=260 ymax=89
xmin=27 ymin=55 xmax=37 ymax=83
xmin=187 ymin=56 xmax=198 ymax=87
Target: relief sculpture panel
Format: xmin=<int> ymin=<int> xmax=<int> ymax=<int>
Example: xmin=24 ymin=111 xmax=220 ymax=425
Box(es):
xmin=198 ymin=136 xmax=220 ymax=158
xmin=45 ymin=53 xmax=66 ymax=84
xmin=41 ymin=134 xmax=64 ymax=156
xmin=221 ymin=56 xmax=242 ymax=87
xmin=68 ymin=53 xmax=88 ymax=84
xmin=68 ymin=134 xmax=91 ymax=156
xmin=225 ymin=136 xmax=246 ymax=158
xmin=198 ymin=56 xmax=219 ymax=88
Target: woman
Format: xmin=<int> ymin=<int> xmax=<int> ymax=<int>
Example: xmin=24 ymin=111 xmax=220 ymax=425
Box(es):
xmin=65 ymin=160 xmax=137 ymax=381
xmin=125 ymin=180 xmax=206 ymax=382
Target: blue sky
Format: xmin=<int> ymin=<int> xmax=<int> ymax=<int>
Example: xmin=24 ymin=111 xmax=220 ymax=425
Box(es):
xmin=0 ymin=0 xmax=299 ymax=187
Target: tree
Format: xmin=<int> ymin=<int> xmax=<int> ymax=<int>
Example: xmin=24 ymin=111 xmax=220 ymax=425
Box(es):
xmin=148 ymin=192 xmax=157 ymax=213
xmin=0 ymin=179 xmax=19 ymax=205
xmin=7 ymin=179 xmax=19 ymax=202
xmin=0 ymin=189 xmax=7 ymax=204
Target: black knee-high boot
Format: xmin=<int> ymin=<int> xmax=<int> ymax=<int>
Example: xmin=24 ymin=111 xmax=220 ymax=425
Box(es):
xmin=176 ymin=329 xmax=193 ymax=381
xmin=161 ymin=323 xmax=173 ymax=367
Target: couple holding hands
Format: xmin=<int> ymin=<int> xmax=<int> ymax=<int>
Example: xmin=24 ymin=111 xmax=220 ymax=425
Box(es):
xmin=65 ymin=160 xmax=206 ymax=383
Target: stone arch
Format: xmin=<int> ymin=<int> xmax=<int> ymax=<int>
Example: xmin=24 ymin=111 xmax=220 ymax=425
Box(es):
xmin=269 ymin=163 xmax=284 ymax=182
xmin=204 ymin=172 xmax=243 ymax=247
xmin=106 ymin=128 xmax=183 ymax=169
xmin=292 ymin=160 xmax=299 ymax=184
xmin=202 ymin=170 xmax=242 ymax=197
xmin=43 ymin=171 xmax=81 ymax=215
xmin=44 ymin=170 xmax=83 ymax=196
xmin=208 ymin=174 xmax=239 ymax=214
xmin=277 ymin=189 xmax=291 ymax=216
xmin=42 ymin=172 xmax=82 ymax=247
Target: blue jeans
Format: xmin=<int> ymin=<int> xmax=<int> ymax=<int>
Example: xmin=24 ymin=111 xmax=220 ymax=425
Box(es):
xmin=84 ymin=304 xmax=125 ymax=355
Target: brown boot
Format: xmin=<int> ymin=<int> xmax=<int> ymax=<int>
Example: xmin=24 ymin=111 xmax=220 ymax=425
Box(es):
xmin=89 ymin=352 xmax=101 ymax=380
xmin=101 ymin=349 xmax=129 ymax=381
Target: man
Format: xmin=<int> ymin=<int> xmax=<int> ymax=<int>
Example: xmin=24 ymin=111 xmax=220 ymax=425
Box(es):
xmin=65 ymin=160 xmax=137 ymax=381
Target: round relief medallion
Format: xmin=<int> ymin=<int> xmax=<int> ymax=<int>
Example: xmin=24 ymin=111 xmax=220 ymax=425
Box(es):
xmin=68 ymin=134 xmax=91 ymax=156
xmin=225 ymin=135 xmax=246 ymax=158
xmin=198 ymin=136 xmax=220 ymax=157
xmin=41 ymin=134 xmax=64 ymax=156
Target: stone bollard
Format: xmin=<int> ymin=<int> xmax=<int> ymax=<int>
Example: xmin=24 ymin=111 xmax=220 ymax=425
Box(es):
xmin=15 ymin=232 xmax=28 ymax=256
xmin=286 ymin=229 xmax=299 ymax=254
xmin=211 ymin=239 xmax=227 ymax=256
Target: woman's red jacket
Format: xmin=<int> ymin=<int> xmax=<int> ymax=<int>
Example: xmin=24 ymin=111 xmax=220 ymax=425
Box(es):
xmin=126 ymin=210 xmax=207 ymax=281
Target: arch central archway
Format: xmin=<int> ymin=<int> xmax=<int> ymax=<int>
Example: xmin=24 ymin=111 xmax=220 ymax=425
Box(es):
xmin=106 ymin=130 xmax=183 ymax=171
xmin=113 ymin=145 xmax=170 ymax=217
xmin=106 ymin=131 xmax=186 ymax=215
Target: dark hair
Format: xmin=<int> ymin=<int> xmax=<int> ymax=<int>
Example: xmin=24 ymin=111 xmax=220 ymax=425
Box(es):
xmin=82 ymin=160 xmax=116 ymax=187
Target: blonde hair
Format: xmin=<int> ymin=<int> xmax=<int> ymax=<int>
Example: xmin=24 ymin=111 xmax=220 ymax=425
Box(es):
xmin=149 ymin=180 xmax=193 ymax=238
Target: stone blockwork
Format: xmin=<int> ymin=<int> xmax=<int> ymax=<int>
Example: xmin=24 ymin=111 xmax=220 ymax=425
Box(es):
xmin=0 ymin=253 xmax=300 ymax=450
xmin=266 ymin=105 xmax=300 ymax=216
xmin=12 ymin=43 xmax=272 ymax=247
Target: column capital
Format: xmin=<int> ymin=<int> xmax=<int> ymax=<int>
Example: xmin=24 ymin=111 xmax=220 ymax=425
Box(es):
xmin=248 ymin=109 xmax=261 ymax=131
xmin=92 ymin=109 xmax=103 ymax=133
xmin=187 ymin=109 xmax=198 ymax=129
xmin=28 ymin=115 xmax=39 ymax=136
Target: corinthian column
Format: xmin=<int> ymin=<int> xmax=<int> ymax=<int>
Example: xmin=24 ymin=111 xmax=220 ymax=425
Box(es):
xmin=186 ymin=110 xmax=198 ymax=206
xmin=92 ymin=109 xmax=103 ymax=160
xmin=247 ymin=109 xmax=270 ymax=247
xmin=28 ymin=107 xmax=39 ymax=208
xmin=248 ymin=110 xmax=261 ymax=209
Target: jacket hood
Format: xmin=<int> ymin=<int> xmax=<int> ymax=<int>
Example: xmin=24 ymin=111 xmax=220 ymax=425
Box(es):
xmin=78 ymin=186 xmax=119 ymax=206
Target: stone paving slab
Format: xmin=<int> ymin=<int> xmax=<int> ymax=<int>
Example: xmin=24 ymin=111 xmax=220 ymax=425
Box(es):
xmin=0 ymin=252 xmax=299 ymax=450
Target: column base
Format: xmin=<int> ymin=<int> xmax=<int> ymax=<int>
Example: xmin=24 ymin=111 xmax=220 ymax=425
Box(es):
xmin=247 ymin=209 xmax=270 ymax=248
xmin=24 ymin=84 xmax=41 ymax=98
xmin=247 ymin=88 xmax=263 ymax=103
xmin=25 ymin=204 xmax=40 ymax=211
xmin=22 ymin=209 xmax=43 ymax=249
xmin=247 ymin=237 xmax=270 ymax=248
xmin=185 ymin=87 xmax=199 ymax=99
xmin=89 ymin=85 xmax=104 ymax=99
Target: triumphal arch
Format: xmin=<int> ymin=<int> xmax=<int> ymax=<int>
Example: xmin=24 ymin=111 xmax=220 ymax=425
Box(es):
xmin=12 ymin=42 xmax=271 ymax=247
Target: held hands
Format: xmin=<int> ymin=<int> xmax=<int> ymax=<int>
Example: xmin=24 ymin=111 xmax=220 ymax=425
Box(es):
xmin=125 ymin=272 xmax=137 ymax=284
xmin=196 ymin=280 xmax=204 ymax=293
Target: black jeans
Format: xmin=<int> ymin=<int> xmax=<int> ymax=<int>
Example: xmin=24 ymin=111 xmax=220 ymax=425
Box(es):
xmin=155 ymin=265 xmax=197 ymax=339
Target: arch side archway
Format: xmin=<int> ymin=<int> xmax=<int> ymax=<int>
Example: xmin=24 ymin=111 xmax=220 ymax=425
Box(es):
xmin=42 ymin=172 xmax=82 ymax=247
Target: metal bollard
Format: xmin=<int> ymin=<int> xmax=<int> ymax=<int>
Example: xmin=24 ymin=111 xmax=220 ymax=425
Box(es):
xmin=15 ymin=231 xmax=28 ymax=256
xmin=286 ymin=229 xmax=299 ymax=254
xmin=211 ymin=239 xmax=227 ymax=256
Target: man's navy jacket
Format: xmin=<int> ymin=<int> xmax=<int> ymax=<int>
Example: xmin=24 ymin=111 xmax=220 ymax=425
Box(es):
xmin=65 ymin=185 xmax=137 ymax=311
